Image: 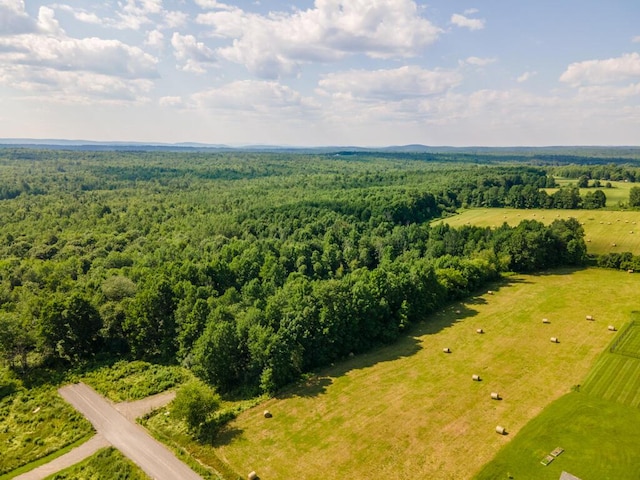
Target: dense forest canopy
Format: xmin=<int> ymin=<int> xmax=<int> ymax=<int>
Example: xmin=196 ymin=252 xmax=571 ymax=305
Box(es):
xmin=0 ymin=148 xmax=636 ymax=395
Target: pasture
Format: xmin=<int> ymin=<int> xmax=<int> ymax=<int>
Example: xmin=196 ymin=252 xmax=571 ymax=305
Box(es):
xmin=476 ymin=313 xmax=640 ymax=479
xmin=474 ymin=392 xmax=640 ymax=480
xmin=435 ymin=208 xmax=640 ymax=255
xmin=212 ymin=268 xmax=640 ymax=480
xmin=548 ymin=179 xmax=634 ymax=207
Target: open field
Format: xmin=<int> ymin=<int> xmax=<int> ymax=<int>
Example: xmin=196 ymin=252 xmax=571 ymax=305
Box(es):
xmin=434 ymin=208 xmax=640 ymax=255
xmin=474 ymin=392 xmax=640 ymax=480
xmin=547 ymin=179 xmax=634 ymax=207
xmin=211 ymin=268 xmax=640 ymax=480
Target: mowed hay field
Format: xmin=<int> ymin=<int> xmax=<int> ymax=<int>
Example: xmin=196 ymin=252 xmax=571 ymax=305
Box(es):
xmin=435 ymin=208 xmax=640 ymax=255
xmin=214 ymin=269 xmax=640 ymax=480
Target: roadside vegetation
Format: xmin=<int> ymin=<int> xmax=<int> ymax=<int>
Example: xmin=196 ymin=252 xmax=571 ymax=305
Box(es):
xmin=44 ymin=447 xmax=149 ymax=480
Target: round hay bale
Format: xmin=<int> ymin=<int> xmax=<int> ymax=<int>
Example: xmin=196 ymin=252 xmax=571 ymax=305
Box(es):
xmin=495 ymin=425 xmax=506 ymax=435
xmin=476 ymin=328 xmax=484 ymax=334
xmin=487 ymin=290 xmax=494 ymax=295
xmin=263 ymin=410 xmax=272 ymax=418
xmin=608 ymin=325 xmax=616 ymax=331
xmin=443 ymin=347 xmax=451 ymax=353
xmin=472 ymin=374 xmax=481 ymax=381
xmin=550 ymin=337 xmax=559 ymax=343
xmin=248 ymin=472 xmax=258 ymax=480
xmin=455 ymin=310 xmax=461 ymax=314
xmin=491 ymin=392 xmax=500 ymax=400
xmin=628 ymin=269 xmax=634 ymax=274
xmin=542 ymin=318 xmax=550 ymax=324
xmin=586 ymin=315 xmax=594 ymax=321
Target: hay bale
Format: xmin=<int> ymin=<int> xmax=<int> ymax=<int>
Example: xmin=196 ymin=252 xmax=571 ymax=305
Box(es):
xmin=586 ymin=315 xmax=594 ymax=321
xmin=487 ymin=290 xmax=494 ymax=295
xmin=472 ymin=374 xmax=481 ymax=381
xmin=263 ymin=410 xmax=272 ymax=418
xmin=628 ymin=269 xmax=634 ymax=274
xmin=491 ymin=392 xmax=500 ymax=400
xmin=248 ymin=472 xmax=258 ymax=480
xmin=476 ymin=328 xmax=484 ymax=334
xmin=550 ymin=337 xmax=559 ymax=343
xmin=443 ymin=347 xmax=451 ymax=353
xmin=608 ymin=325 xmax=616 ymax=331
xmin=542 ymin=318 xmax=550 ymax=324
xmin=495 ymin=425 xmax=506 ymax=435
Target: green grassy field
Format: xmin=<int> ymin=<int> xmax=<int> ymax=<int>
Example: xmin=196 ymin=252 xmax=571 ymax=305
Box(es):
xmin=476 ymin=311 xmax=640 ymax=479
xmin=435 ymin=208 xmax=640 ymax=255
xmin=207 ymin=268 xmax=640 ymax=480
xmin=548 ymin=179 xmax=634 ymax=207
xmin=473 ymin=392 xmax=640 ymax=480
xmin=44 ymin=447 xmax=149 ymax=480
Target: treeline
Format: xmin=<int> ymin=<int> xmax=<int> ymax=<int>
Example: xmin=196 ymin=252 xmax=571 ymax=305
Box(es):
xmin=0 ymin=150 xmax=589 ymax=397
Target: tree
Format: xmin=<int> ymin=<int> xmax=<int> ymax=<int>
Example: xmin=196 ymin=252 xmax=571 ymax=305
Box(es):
xmin=629 ymin=186 xmax=640 ymax=207
xmin=0 ymin=312 xmax=37 ymax=370
xmin=123 ymin=276 xmax=176 ymax=359
xmin=39 ymin=293 xmax=102 ymax=362
xmin=170 ymin=379 xmax=220 ymax=436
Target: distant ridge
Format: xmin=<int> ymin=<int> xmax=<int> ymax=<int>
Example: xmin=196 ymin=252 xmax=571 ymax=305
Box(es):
xmin=1 ymin=139 xmax=640 ymax=159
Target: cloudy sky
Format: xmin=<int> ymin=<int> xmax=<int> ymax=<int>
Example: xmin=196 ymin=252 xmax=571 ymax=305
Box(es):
xmin=1 ymin=0 xmax=640 ymax=146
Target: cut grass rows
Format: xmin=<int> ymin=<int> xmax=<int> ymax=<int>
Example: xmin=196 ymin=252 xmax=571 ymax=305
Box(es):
xmin=210 ymin=268 xmax=640 ymax=480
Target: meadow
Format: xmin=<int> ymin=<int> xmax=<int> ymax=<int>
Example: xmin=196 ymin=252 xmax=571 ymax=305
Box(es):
xmin=206 ymin=268 xmax=639 ymax=480
xmin=435 ymin=208 xmax=640 ymax=255
xmin=44 ymin=447 xmax=149 ymax=480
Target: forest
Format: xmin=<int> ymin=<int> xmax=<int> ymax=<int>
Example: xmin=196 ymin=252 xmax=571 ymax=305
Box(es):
xmin=0 ymin=148 xmax=638 ymax=396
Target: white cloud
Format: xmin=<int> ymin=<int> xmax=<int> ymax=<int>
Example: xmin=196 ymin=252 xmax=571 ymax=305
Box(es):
xmin=171 ymin=32 xmax=216 ymax=73
xmin=192 ymin=80 xmax=318 ymax=116
xmin=53 ymin=5 xmax=101 ymax=25
xmin=0 ymin=0 xmax=37 ymax=35
xmin=451 ymin=13 xmax=485 ymax=31
xmin=164 ymin=10 xmax=189 ymax=28
xmin=462 ymin=56 xmax=496 ymax=67
xmin=195 ymin=0 xmax=235 ymax=10
xmin=37 ymin=6 xmax=63 ymax=35
xmin=0 ymin=64 xmax=153 ymax=104
xmin=632 ymin=36 xmax=640 ymax=43
xmin=517 ymin=71 xmax=536 ymax=83
xmin=197 ymin=0 xmax=441 ymax=78
xmin=145 ymin=29 xmax=164 ymax=49
xmin=318 ymin=66 xmax=461 ymax=102
xmin=560 ymin=52 xmax=640 ymax=86
xmin=159 ymin=95 xmax=183 ymax=107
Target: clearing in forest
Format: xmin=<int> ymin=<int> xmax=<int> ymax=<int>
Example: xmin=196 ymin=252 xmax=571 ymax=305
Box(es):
xmin=435 ymin=208 xmax=640 ymax=255
xmin=212 ymin=268 xmax=640 ymax=480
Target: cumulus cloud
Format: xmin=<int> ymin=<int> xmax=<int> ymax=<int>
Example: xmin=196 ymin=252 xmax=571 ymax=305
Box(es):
xmin=192 ymin=80 xmax=318 ymax=115
xmin=53 ymin=5 xmax=101 ymax=25
xmin=461 ymin=56 xmax=496 ymax=67
xmin=195 ymin=0 xmax=235 ymax=10
xmin=0 ymin=0 xmax=37 ymax=35
xmin=159 ymin=95 xmax=183 ymax=107
xmin=517 ymin=71 xmax=536 ymax=83
xmin=318 ymin=66 xmax=461 ymax=102
xmin=145 ymin=29 xmax=164 ymax=49
xmin=633 ymin=35 xmax=640 ymax=43
xmin=451 ymin=13 xmax=485 ymax=31
xmin=0 ymin=4 xmax=159 ymax=104
xmin=560 ymin=52 xmax=640 ymax=86
xmin=197 ymin=0 xmax=441 ymax=78
xmin=171 ymin=32 xmax=216 ymax=73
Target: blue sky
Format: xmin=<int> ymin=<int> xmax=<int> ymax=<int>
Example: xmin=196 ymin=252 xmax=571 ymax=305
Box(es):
xmin=1 ymin=0 xmax=640 ymax=146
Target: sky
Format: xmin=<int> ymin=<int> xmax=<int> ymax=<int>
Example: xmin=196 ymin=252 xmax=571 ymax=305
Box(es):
xmin=1 ymin=0 xmax=640 ymax=147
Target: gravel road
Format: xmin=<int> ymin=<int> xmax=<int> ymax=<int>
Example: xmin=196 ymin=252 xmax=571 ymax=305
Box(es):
xmin=57 ymin=383 xmax=202 ymax=480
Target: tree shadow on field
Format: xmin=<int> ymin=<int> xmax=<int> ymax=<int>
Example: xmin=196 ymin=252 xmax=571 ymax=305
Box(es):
xmin=277 ymin=276 xmax=531 ymax=401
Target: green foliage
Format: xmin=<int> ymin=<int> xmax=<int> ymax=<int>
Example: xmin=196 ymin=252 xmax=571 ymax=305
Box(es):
xmin=82 ymin=360 xmax=187 ymax=402
xmin=0 ymin=386 xmax=93 ymax=475
xmin=630 ymin=186 xmax=640 ymax=207
xmin=45 ymin=447 xmax=149 ymax=480
xmin=171 ymin=379 xmax=220 ymax=437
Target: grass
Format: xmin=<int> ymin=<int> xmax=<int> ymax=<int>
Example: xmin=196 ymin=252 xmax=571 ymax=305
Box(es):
xmin=0 ymin=359 xmax=190 ymax=477
xmin=206 ymin=268 xmax=640 ymax=480
xmin=581 ymin=319 xmax=640 ymax=408
xmin=0 ymin=385 xmax=94 ymax=475
xmin=43 ymin=447 xmax=150 ymax=480
xmin=80 ymin=360 xmax=188 ymax=402
xmin=434 ymin=208 xmax=640 ymax=255
xmin=473 ymin=392 xmax=640 ymax=480
xmin=549 ymin=179 xmax=634 ymax=207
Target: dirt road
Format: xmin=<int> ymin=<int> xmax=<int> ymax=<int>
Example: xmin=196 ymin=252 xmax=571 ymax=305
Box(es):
xmin=57 ymin=383 xmax=202 ymax=480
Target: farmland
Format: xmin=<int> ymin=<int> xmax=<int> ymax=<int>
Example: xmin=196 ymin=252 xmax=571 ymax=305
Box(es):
xmin=435 ymin=208 xmax=640 ymax=255
xmin=208 ymin=268 xmax=639 ymax=480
